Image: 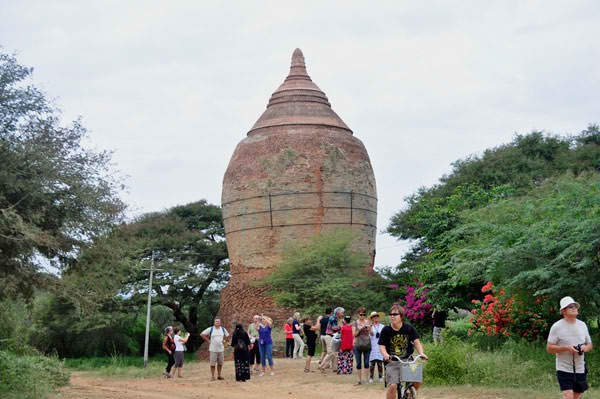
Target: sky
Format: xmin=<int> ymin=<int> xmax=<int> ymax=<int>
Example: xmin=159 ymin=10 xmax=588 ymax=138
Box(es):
xmin=1 ymin=1 xmax=599 ymax=269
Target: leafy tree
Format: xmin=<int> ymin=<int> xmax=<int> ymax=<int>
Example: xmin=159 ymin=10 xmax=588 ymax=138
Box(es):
xmin=386 ymin=127 xmax=600 ymax=309
xmin=0 ymin=50 xmax=126 ymax=299
xmin=443 ymin=173 xmax=600 ymax=317
xmin=66 ymin=200 xmax=229 ymax=351
xmin=262 ymin=228 xmax=389 ymax=315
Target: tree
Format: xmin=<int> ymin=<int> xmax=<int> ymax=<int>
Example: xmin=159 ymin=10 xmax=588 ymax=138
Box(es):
xmin=67 ymin=200 xmax=229 ymax=351
xmin=262 ymin=228 xmax=388 ymax=315
xmin=0 ymin=50 xmax=126 ymax=299
xmin=443 ymin=173 xmax=600 ymax=318
xmin=386 ymin=127 xmax=600 ymax=309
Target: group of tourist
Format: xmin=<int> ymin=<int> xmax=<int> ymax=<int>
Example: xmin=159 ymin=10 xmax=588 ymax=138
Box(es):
xmin=161 ymin=295 xmax=593 ymax=399
xmin=315 ymin=307 xmax=391 ymax=385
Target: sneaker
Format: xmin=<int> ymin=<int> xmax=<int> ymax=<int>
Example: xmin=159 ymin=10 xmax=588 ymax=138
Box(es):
xmin=379 ymin=377 xmax=384 ymax=383
xmin=259 ymin=372 xmax=265 ymax=376
xmin=217 ymin=376 xmax=224 ymax=380
xmin=270 ymin=371 xmax=275 ymax=376
xmin=369 ymin=378 xmax=373 ymax=384
xmin=354 ymin=381 xmax=362 ymax=386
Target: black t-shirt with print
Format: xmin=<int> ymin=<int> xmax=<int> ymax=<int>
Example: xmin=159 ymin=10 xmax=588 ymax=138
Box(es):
xmin=378 ymin=322 xmax=420 ymax=359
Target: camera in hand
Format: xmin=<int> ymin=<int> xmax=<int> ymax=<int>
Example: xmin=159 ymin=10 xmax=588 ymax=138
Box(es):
xmin=574 ymin=343 xmax=584 ymax=355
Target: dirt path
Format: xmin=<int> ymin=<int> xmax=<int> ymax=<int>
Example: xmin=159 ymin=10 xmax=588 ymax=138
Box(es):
xmin=55 ymin=358 xmax=582 ymax=399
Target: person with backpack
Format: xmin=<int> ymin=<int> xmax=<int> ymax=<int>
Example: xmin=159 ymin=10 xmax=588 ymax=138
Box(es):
xmin=162 ymin=326 xmax=176 ymax=378
xmin=231 ymin=323 xmax=251 ymax=382
xmin=316 ymin=308 xmax=333 ymax=363
xmin=352 ymin=307 xmax=372 ymax=385
xmin=172 ymin=327 xmax=190 ymax=378
xmin=319 ymin=307 xmax=344 ymax=372
xmin=200 ymin=318 xmax=230 ymax=381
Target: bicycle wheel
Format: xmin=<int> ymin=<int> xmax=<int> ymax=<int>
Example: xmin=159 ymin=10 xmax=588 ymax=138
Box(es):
xmin=404 ymin=385 xmax=417 ymax=399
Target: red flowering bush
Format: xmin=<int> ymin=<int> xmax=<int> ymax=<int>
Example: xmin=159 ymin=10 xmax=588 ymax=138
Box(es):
xmin=469 ymin=282 xmax=549 ymax=341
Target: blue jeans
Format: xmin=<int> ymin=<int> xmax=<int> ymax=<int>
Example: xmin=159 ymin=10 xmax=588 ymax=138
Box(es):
xmin=259 ymin=343 xmax=273 ymax=367
xmin=354 ymin=348 xmax=370 ymax=369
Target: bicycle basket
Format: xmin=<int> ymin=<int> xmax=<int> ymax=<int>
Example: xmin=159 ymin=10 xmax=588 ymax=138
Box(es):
xmin=398 ymin=361 xmax=423 ymax=382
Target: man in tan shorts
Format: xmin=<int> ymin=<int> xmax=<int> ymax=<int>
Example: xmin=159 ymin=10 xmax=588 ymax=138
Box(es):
xmin=201 ymin=318 xmax=230 ymax=381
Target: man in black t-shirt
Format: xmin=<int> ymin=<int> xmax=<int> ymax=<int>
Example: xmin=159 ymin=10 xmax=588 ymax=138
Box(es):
xmin=378 ymin=304 xmax=427 ymax=399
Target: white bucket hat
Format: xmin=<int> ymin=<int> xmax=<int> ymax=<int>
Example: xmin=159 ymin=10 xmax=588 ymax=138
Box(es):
xmin=559 ymin=296 xmax=580 ymax=311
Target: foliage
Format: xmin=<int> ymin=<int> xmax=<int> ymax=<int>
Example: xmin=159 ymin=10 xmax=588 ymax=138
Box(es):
xmin=386 ymin=126 xmax=600 ymax=311
xmin=0 ymin=49 xmax=126 ymax=299
xmin=423 ymin=336 xmax=600 ymax=390
xmin=262 ymin=228 xmax=386 ymax=315
xmin=449 ymin=173 xmax=600 ymax=316
xmin=27 ymin=293 xmax=163 ymax=357
xmin=0 ymin=350 xmax=69 ymax=399
xmin=63 ymin=200 xmax=228 ymax=352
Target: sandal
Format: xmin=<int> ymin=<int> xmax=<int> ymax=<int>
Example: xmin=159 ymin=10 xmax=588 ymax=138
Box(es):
xmin=304 ymin=368 xmax=310 ymax=373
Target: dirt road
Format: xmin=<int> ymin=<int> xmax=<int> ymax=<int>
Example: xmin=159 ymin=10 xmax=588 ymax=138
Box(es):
xmin=55 ymin=358 xmax=576 ymax=399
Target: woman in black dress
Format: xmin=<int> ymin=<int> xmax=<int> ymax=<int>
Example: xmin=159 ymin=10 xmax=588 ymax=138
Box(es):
xmin=231 ymin=323 xmax=251 ymax=381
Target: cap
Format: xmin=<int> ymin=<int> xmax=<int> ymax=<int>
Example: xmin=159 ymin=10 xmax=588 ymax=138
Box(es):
xmin=559 ymin=296 xmax=580 ymax=311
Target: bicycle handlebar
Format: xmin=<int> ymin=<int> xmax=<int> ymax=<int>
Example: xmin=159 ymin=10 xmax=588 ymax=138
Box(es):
xmin=391 ymin=354 xmax=426 ymax=363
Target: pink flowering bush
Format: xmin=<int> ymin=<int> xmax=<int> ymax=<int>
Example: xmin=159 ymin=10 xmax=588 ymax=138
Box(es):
xmin=389 ymin=282 xmax=432 ymax=323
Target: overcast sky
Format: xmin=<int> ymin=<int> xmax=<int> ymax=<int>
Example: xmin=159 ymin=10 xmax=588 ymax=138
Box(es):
xmin=2 ymin=1 xmax=599 ymax=269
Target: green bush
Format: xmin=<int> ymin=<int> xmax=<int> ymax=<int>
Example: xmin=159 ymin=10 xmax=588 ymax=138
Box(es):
xmin=0 ymin=350 xmax=69 ymax=399
xmin=424 ymin=336 xmax=470 ymax=384
xmin=445 ymin=316 xmax=471 ymax=340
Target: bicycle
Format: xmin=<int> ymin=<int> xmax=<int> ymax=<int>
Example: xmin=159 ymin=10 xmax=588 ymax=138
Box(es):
xmin=387 ymin=355 xmax=425 ymax=399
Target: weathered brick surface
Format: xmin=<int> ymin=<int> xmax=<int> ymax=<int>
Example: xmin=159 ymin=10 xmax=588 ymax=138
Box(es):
xmin=219 ymin=49 xmax=377 ymax=330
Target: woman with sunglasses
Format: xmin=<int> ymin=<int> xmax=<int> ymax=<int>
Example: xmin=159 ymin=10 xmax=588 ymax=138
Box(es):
xmin=352 ymin=307 xmax=372 ymax=385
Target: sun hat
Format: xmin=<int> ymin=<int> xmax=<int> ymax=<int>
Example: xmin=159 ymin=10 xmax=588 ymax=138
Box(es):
xmin=559 ymin=296 xmax=580 ymax=311
xmin=368 ymin=311 xmax=382 ymax=319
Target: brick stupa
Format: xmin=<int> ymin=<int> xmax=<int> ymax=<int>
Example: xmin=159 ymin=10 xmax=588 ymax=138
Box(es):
xmin=219 ymin=49 xmax=377 ymax=328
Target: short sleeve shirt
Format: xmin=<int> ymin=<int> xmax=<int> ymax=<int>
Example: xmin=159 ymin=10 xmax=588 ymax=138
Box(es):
xmin=201 ymin=326 xmax=229 ymax=352
xmin=547 ymin=318 xmax=592 ymax=373
xmin=378 ymin=322 xmax=420 ymax=359
xmin=174 ymin=334 xmax=185 ymax=352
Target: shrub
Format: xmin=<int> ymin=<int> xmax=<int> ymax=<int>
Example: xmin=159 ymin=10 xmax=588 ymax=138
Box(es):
xmin=0 ymin=350 xmax=69 ymax=399
xmin=424 ymin=336 xmax=470 ymax=384
xmin=469 ymin=282 xmax=549 ymax=341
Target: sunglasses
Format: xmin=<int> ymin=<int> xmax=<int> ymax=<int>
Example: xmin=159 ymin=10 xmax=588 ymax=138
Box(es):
xmin=565 ymin=304 xmax=578 ymax=310
xmin=359 ymin=313 xmax=366 ymax=316
xmin=389 ymin=313 xmax=400 ymax=316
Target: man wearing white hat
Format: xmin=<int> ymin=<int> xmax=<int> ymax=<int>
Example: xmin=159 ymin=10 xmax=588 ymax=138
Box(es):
xmin=547 ymin=296 xmax=593 ymax=399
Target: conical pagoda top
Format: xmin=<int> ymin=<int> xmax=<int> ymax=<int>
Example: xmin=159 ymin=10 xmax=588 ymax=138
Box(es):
xmin=248 ymin=48 xmax=352 ymax=135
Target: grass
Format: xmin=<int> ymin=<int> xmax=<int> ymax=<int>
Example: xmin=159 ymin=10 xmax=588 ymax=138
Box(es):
xmin=0 ymin=350 xmax=70 ymax=399
xmin=64 ymin=352 xmax=199 ymax=378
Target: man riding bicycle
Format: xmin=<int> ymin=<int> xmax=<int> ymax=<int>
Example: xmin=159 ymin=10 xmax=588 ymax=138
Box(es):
xmin=379 ymin=304 xmax=428 ymax=399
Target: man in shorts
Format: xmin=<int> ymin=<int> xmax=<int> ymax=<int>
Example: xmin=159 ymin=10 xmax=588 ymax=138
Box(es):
xmin=432 ymin=307 xmax=447 ymax=344
xmin=547 ymin=296 xmax=593 ymax=399
xmin=379 ymin=304 xmax=427 ymax=399
xmin=201 ymin=318 xmax=230 ymax=381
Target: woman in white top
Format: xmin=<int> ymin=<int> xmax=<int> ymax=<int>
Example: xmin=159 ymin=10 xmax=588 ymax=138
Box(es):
xmin=368 ymin=312 xmax=384 ymax=383
xmin=173 ymin=327 xmax=190 ymax=378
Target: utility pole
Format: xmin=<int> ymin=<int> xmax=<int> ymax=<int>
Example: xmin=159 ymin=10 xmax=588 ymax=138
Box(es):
xmin=142 ymin=251 xmax=163 ymax=368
